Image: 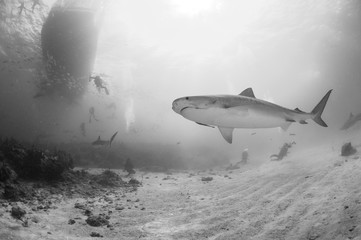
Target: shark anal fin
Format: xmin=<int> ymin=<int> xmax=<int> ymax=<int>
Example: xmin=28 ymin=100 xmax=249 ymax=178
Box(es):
xmin=239 ymin=88 xmax=256 ymax=98
xmin=218 ymin=127 xmax=234 ymax=144
xmin=196 ymin=122 xmax=215 ymax=128
xmin=299 ymin=120 xmax=308 ymax=124
xmin=280 ymin=122 xmax=292 ymax=131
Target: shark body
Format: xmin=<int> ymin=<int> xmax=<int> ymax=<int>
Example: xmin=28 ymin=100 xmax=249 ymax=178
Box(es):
xmin=92 ymin=131 xmax=118 ymax=147
xmin=341 ymin=112 xmax=361 ymax=130
xmin=172 ymin=88 xmax=332 ymax=143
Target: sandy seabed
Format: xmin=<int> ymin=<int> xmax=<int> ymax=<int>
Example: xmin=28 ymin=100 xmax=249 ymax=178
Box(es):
xmin=1 ymin=145 xmax=361 ymax=240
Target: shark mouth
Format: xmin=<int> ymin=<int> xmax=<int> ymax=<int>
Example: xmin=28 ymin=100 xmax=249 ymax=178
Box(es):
xmin=180 ymin=106 xmax=192 ymax=113
xmin=180 ymin=106 xmax=206 ymax=113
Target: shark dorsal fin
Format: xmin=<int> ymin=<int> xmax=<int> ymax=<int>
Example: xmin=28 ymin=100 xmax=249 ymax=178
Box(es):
xmin=239 ymin=88 xmax=256 ymax=98
xmin=97 ymin=136 xmax=101 ymax=140
xmin=350 ymin=113 xmax=354 ymax=118
xmin=294 ymin=108 xmax=305 ymax=113
xmin=218 ymin=127 xmax=234 ymax=144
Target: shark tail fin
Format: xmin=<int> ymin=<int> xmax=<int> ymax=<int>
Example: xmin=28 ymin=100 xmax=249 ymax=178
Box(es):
xmin=109 ymin=131 xmax=118 ymax=146
xmin=311 ymin=89 xmax=332 ymax=127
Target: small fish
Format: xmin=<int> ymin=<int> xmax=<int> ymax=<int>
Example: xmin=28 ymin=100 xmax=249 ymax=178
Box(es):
xmin=172 ymin=88 xmax=332 ymax=144
xmin=251 ymin=132 xmax=256 ymax=135
xmin=92 ymin=131 xmax=118 ymax=147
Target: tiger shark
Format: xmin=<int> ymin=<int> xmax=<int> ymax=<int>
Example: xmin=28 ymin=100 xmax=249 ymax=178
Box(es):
xmin=92 ymin=131 xmax=118 ymax=147
xmin=172 ymin=88 xmax=332 ymax=144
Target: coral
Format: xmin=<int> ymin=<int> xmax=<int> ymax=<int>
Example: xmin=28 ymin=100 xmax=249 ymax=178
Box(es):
xmin=92 ymin=170 xmax=123 ymax=187
xmin=0 ymin=158 xmax=17 ymax=182
xmin=3 ymin=183 xmax=31 ymax=201
xmin=0 ymin=139 xmax=74 ymax=181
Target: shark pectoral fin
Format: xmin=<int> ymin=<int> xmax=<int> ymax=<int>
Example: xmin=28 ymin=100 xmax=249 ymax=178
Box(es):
xmin=280 ymin=122 xmax=292 ymax=131
xmin=218 ymin=127 xmax=234 ymax=144
xmin=239 ymin=88 xmax=256 ymax=98
xmin=196 ymin=122 xmax=215 ymax=128
xmin=299 ymin=120 xmax=308 ymax=124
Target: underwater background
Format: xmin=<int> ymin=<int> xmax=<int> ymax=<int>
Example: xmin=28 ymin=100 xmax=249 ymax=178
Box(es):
xmin=0 ymin=0 xmax=360 ymax=169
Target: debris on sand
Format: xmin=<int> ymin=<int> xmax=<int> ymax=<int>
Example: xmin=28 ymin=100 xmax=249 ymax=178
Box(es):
xmin=128 ymin=178 xmax=141 ymax=185
xmin=68 ymin=219 xmax=76 ymax=225
xmin=92 ymin=170 xmax=124 ymax=187
xmin=341 ymin=142 xmax=357 ymax=156
xmin=86 ymin=214 xmax=109 ymax=227
xmin=201 ymin=177 xmax=213 ymax=182
xmin=90 ymin=232 xmax=103 ymax=237
xmin=11 ymin=205 xmax=26 ymax=220
xmin=74 ymin=202 xmax=87 ymax=210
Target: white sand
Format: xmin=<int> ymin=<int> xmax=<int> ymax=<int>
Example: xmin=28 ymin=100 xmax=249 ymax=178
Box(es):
xmin=1 ymin=142 xmax=361 ymax=240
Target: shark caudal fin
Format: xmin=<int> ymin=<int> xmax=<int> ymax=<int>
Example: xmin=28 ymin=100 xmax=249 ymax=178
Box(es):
xmin=311 ymin=89 xmax=332 ymax=127
xmin=109 ymin=131 xmax=118 ymax=146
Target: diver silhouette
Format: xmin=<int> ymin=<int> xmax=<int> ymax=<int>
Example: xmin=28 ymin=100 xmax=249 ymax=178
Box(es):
xmin=18 ymin=1 xmax=28 ymax=16
xmin=31 ymin=0 xmax=41 ymax=12
xmin=89 ymin=75 xmax=109 ymax=95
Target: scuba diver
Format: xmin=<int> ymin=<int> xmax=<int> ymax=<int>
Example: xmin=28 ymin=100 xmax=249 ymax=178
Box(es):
xmin=240 ymin=148 xmax=249 ymax=164
xmin=89 ymin=107 xmax=99 ymax=123
xmin=89 ymin=75 xmax=109 ymax=95
xmin=18 ymin=1 xmax=29 ymax=15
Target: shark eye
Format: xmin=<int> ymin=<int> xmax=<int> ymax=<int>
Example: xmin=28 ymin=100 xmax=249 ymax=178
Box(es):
xmin=185 ymin=97 xmax=189 ymax=100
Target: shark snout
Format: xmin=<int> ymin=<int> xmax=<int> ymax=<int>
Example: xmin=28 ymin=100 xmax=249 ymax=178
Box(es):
xmin=172 ymin=99 xmax=190 ymax=114
xmin=172 ymin=100 xmax=180 ymax=113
